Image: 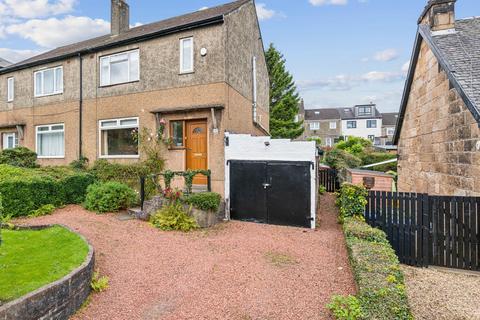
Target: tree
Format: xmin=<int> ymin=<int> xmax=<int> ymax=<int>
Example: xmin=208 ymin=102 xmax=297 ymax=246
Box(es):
xmin=265 ymin=43 xmax=304 ymax=139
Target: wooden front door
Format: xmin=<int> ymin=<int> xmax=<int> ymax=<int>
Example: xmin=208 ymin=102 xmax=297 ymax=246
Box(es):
xmin=186 ymin=120 xmax=208 ymax=185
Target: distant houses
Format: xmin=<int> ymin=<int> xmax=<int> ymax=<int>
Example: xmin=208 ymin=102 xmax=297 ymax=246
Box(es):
xmin=298 ymin=103 xmax=398 ymax=147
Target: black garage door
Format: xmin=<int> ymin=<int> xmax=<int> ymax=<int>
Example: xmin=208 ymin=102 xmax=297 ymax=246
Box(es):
xmin=229 ymin=160 xmax=312 ymax=228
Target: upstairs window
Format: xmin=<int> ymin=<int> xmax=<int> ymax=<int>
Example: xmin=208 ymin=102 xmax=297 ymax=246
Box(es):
xmin=358 ymin=106 xmax=372 ymax=116
xmin=36 ymin=124 xmax=65 ymax=158
xmin=7 ymin=77 xmax=14 ymax=102
xmin=347 ymin=121 xmax=357 ymax=129
xmin=100 ymin=49 xmax=140 ymax=86
xmin=387 ymin=128 xmax=395 ymax=135
xmin=310 ymin=122 xmax=320 ymax=130
xmin=329 ymin=122 xmax=337 ymax=129
xmin=180 ymin=37 xmax=194 ymax=73
xmin=99 ymin=117 xmax=139 ymax=158
xmin=367 ymin=120 xmax=377 ymax=128
xmin=34 ymin=67 xmax=63 ymax=97
xmin=2 ymin=132 xmax=18 ymax=150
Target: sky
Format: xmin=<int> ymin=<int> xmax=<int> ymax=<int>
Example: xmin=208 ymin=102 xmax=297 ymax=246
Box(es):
xmin=0 ymin=0 xmax=479 ymax=113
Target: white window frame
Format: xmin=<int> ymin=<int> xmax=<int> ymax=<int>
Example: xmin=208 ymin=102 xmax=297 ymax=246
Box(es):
xmin=329 ymin=122 xmax=337 ymax=129
xmin=326 ymin=137 xmax=333 ymax=147
xmin=35 ymin=123 xmax=65 ymax=159
xmin=34 ymin=66 xmax=63 ymax=97
xmin=310 ymin=122 xmax=320 ymax=130
xmin=387 ymin=127 xmax=395 ymax=135
xmin=2 ymin=132 xmax=18 ymax=150
xmin=358 ymin=106 xmax=372 ymax=116
xmin=7 ymin=77 xmax=14 ymax=102
xmin=100 ymin=49 xmax=140 ymax=87
xmin=347 ymin=120 xmax=357 ymax=129
xmin=180 ymin=37 xmax=194 ymax=74
xmin=98 ymin=117 xmax=140 ymax=159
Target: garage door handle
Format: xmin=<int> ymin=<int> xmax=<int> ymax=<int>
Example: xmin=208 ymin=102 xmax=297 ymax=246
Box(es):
xmin=262 ymin=183 xmax=271 ymax=189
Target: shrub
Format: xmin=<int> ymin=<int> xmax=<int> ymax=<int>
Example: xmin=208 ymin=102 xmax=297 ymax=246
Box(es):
xmin=327 ymin=295 xmax=363 ymax=320
xmin=336 ymin=183 xmax=368 ymax=223
xmin=70 ymin=156 xmax=89 ymax=170
xmin=0 ymin=147 xmax=38 ymax=168
xmin=342 ymin=217 xmax=412 ymax=319
xmin=84 ymin=182 xmax=137 ymax=213
xmin=343 ymin=217 xmax=389 ymax=245
xmin=91 ymin=272 xmax=109 ymax=292
xmin=28 ymin=204 xmax=56 ymax=218
xmin=318 ymin=185 xmax=327 ymax=195
xmin=336 ymin=137 xmax=372 ymax=156
xmin=184 ymin=192 xmax=221 ymax=211
xmin=0 ymin=165 xmax=95 ymax=217
xmin=150 ymin=202 xmax=198 ymax=232
xmin=324 ymin=149 xmax=362 ymax=170
xmin=358 ymin=152 xmax=397 ymax=172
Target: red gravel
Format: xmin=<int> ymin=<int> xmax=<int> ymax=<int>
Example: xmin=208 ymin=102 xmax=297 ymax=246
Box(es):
xmin=18 ymin=194 xmax=355 ymax=320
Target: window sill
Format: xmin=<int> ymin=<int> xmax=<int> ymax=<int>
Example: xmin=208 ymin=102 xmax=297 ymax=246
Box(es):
xmin=34 ymin=92 xmax=63 ymax=98
xmin=99 ymin=155 xmax=140 ymax=159
xmin=99 ymin=80 xmax=140 ymax=88
xmin=37 ymin=156 xmax=65 ymax=159
xmin=179 ymin=71 xmax=194 ymax=75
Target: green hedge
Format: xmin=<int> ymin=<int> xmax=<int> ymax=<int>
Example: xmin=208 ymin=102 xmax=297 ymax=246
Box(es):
xmin=0 ymin=165 xmax=95 ymax=217
xmin=342 ymin=217 xmax=413 ymax=320
xmin=84 ymin=182 xmax=137 ymax=213
xmin=0 ymin=147 xmax=38 ymax=168
xmin=336 ymin=183 xmax=368 ymax=223
xmin=184 ymin=192 xmax=221 ymax=212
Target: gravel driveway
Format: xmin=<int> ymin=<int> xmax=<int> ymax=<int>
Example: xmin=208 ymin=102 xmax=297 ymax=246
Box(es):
xmin=18 ymin=194 xmax=355 ymax=320
xmin=402 ymin=265 xmax=480 ymax=320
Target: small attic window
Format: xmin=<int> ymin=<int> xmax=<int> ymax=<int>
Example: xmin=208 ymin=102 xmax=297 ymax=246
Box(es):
xmin=315 ymin=111 xmax=320 ymax=115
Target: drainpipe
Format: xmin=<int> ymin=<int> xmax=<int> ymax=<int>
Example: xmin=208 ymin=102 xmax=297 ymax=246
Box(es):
xmin=252 ymin=56 xmax=257 ymax=123
xmin=78 ymin=53 xmax=83 ymax=159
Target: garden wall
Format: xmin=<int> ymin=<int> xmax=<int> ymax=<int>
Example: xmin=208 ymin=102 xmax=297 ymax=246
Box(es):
xmin=0 ymin=225 xmax=94 ymax=320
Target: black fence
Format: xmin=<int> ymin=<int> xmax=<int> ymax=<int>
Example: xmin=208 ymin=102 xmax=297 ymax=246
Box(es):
xmin=319 ymin=168 xmax=339 ymax=193
xmin=365 ymin=191 xmax=480 ymax=271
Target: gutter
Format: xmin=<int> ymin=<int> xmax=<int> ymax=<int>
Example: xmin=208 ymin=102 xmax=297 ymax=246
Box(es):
xmin=0 ymin=16 xmax=225 ymax=75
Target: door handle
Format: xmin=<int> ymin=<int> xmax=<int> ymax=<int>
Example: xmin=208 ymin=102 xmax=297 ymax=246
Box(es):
xmin=262 ymin=183 xmax=271 ymax=189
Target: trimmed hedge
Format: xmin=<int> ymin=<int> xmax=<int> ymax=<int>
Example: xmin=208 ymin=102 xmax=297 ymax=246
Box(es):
xmin=0 ymin=147 xmax=38 ymax=168
xmin=184 ymin=192 xmax=221 ymax=212
xmin=84 ymin=182 xmax=137 ymax=213
xmin=342 ymin=217 xmax=413 ymax=320
xmin=336 ymin=183 xmax=368 ymax=223
xmin=0 ymin=165 xmax=95 ymax=217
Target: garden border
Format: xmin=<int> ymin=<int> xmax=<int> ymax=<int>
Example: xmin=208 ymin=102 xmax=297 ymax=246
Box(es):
xmin=0 ymin=224 xmax=95 ymax=320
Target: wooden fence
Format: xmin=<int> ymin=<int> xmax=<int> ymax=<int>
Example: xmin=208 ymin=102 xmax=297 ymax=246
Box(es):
xmin=319 ymin=168 xmax=339 ymax=193
xmin=365 ymin=191 xmax=480 ymax=271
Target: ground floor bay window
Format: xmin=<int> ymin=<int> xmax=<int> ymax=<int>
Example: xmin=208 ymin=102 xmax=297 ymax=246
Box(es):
xmin=99 ymin=117 xmax=139 ymax=158
xmin=36 ymin=124 xmax=65 ymax=158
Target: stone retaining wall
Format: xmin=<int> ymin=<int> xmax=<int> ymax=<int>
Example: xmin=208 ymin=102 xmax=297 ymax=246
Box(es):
xmin=0 ymin=225 xmax=94 ymax=320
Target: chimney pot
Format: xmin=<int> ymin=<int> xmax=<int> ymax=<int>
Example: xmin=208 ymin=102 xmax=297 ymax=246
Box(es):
xmin=111 ymin=0 xmax=130 ymax=36
xmin=419 ymin=0 xmax=456 ymax=31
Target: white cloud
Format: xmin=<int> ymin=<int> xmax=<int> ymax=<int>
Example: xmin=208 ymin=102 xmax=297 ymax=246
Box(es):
xmin=361 ymin=71 xmax=402 ymax=82
xmin=374 ymin=48 xmax=399 ymax=62
xmin=402 ymin=60 xmax=410 ymax=75
xmin=256 ymin=3 xmax=276 ymax=21
xmin=309 ymin=0 xmax=348 ymax=6
xmin=0 ymin=0 xmax=76 ymax=19
xmin=0 ymin=47 xmax=42 ymax=63
xmin=198 ymin=6 xmax=209 ymax=11
xmin=7 ymin=15 xmax=109 ymax=48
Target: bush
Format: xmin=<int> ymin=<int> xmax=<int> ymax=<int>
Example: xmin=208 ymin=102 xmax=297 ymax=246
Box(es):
xmin=28 ymin=204 xmax=56 ymax=218
xmin=327 ymin=295 xmax=364 ymax=320
xmin=84 ymin=182 xmax=137 ymax=213
xmin=358 ymin=152 xmax=397 ymax=172
xmin=70 ymin=156 xmax=89 ymax=170
xmin=336 ymin=183 xmax=368 ymax=223
xmin=324 ymin=149 xmax=362 ymax=170
xmin=184 ymin=192 xmax=221 ymax=211
xmin=319 ymin=185 xmax=327 ymax=195
xmin=342 ymin=217 xmax=412 ymax=319
xmin=0 ymin=147 xmax=38 ymax=168
xmin=150 ymin=202 xmax=198 ymax=232
xmin=90 ymin=272 xmax=109 ymax=293
xmin=0 ymin=165 xmax=95 ymax=217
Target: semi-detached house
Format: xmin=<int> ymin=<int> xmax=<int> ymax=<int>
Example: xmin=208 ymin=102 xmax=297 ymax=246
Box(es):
xmin=0 ymin=0 xmax=269 ymax=196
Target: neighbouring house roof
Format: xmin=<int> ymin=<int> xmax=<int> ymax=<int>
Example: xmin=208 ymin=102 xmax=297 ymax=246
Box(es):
xmin=394 ymin=17 xmax=480 ymax=144
xmin=304 ymin=108 xmax=340 ymax=121
xmin=338 ymin=105 xmax=382 ymax=120
xmin=0 ymin=57 xmax=11 ymax=68
xmin=0 ymin=0 xmax=250 ymax=75
xmin=150 ymin=104 xmax=224 ymax=114
xmin=382 ymin=113 xmax=399 ymax=126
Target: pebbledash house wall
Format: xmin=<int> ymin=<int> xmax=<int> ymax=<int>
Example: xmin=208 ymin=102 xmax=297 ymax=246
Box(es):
xmin=397 ymin=40 xmax=480 ymax=197
xmin=0 ymin=1 xmax=269 ymax=196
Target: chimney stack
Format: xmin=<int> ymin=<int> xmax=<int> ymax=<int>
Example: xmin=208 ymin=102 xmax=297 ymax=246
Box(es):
xmin=419 ymin=0 xmax=456 ymax=31
xmin=111 ymin=0 xmax=129 ymax=36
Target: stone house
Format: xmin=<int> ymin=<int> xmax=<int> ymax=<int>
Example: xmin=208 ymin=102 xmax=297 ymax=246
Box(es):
xmin=395 ymin=0 xmax=480 ymax=196
xmin=0 ymin=0 xmax=269 ymax=195
xmin=301 ymin=108 xmax=341 ymax=146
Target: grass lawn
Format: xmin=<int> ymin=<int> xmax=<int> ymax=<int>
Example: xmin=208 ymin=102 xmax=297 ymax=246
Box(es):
xmin=0 ymin=226 xmax=89 ymax=303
